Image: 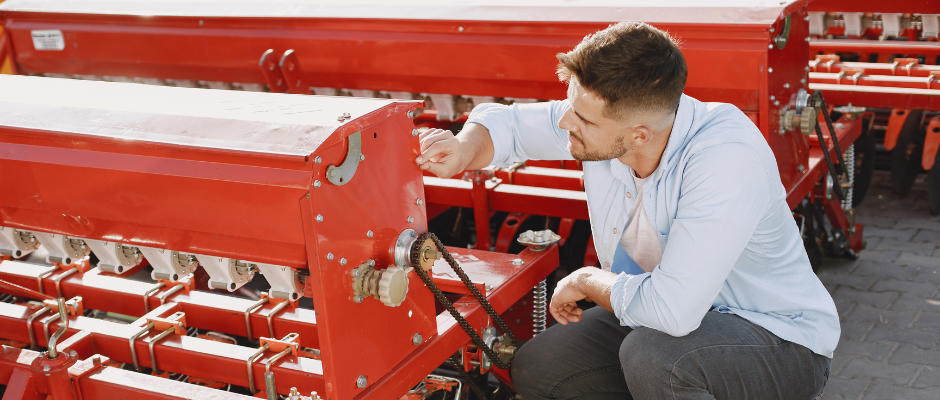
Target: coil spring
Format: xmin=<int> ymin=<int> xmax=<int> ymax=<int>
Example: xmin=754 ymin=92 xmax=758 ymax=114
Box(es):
xmin=842 ymin=145 xmax=855 ymax=210
xmin=532 ymin=279 xmax=547 ymax=335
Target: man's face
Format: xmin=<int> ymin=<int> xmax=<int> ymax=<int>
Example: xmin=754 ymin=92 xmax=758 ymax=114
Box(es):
xmin=557 ymin=78 xmax=630 ymax=161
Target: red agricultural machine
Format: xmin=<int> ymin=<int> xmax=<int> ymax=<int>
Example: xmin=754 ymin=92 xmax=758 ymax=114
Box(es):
xmin=0 ymin=1 xmax=875 ymax=399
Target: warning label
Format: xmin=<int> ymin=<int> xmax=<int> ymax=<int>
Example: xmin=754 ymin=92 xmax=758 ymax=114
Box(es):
xmin=31 ymin=30 xmax=65 ymax=51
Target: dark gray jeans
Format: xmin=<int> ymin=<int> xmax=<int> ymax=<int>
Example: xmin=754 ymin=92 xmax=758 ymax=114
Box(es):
xmin=512 ymin=307 xmax=831 ymax=400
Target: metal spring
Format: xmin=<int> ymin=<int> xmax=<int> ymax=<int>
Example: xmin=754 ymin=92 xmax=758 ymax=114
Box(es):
xmin=532 ymin=279 xmax=547 ymax=335
xmin=842 ymin=145 xmax=855 ymax=210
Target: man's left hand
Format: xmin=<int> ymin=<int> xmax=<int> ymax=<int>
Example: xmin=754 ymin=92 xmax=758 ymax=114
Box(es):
xmin=549 ymin=267 xmax=619 ymax=325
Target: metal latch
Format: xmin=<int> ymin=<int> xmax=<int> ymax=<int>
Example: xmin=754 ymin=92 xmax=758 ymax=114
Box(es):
xmin=326 ymin=131 xmax=363 ymax=186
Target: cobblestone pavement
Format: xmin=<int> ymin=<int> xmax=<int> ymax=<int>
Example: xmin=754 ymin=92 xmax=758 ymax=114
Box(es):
xmin=818 ymin=170 xmax=940 ymax=400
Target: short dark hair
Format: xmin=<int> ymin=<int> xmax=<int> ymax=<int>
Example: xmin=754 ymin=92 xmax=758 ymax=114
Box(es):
xmin=556 ymin=22 xmax=687 ymax=120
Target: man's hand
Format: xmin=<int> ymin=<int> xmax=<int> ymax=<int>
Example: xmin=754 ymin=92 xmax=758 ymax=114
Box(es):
xmin=416 ymin=128 xmax=466 ymax=178
xmin=414 ymin=123 xmax=495 ymax=178
xmin=549 ymin=267 xmax=618 ymax=325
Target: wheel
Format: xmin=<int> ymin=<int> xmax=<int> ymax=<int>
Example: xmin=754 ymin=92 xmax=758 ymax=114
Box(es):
xmin=891 ymin=109 xmax=924 ymax=197
xmin=851 ymin=125 xmax=876 ymax=208
xmin=929 ymin=151 xmax=940 ymax=216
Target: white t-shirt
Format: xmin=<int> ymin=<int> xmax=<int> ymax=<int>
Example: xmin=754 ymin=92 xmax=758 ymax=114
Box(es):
xmin=618 ymin=173 xmax=663 ymax=272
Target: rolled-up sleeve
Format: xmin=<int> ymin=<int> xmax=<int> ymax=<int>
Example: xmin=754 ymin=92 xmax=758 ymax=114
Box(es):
xmin=610 ymin=141 xmax=770 ymax=337
xmin=466 ymin=100 xmax=574 ymax=166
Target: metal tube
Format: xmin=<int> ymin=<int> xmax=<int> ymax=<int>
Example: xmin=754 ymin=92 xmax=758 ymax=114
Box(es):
xmin=47 ymin=298 xmax=68 ymax=359
xmin=246 ymin=343 xmax=270 ymax=394
xmin=42 ymin=313 xmax=58 ymax=346
xmin=264 ymin=371 xmax=278 ymax=400
xmin=142 ymin=282 xmax=165 ymax=313
xmin=266 ymin=300 xmax=290 ymax=339
xmin=159 ymin=283 xmax=186 ymax=305
xmin=53 ymin=267 xmax=78 ymax=299
xmin=148 ymin=327 xmax=176 ymax=375
xmin=36 ymin=268 xmax=57 ymax=295
xmin=128 ymin=321 xmax=154 ymax=370
xmin=26 ymin=305 xmax=51 ymax=350
xmin=244 ymin=297 xmax=268 ymax=342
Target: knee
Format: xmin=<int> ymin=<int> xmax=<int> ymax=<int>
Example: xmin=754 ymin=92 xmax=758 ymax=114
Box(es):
xmin=511 ymin=338 xmax=553 ymax=400
xmin=619 ymin=328 xmax=675 ymax=386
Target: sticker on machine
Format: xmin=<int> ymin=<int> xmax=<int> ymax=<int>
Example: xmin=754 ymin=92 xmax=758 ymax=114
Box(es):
xmin=31 ymin=30 xmax=65 ymax=51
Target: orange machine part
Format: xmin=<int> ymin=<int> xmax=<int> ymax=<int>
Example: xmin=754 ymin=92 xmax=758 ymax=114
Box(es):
xmin=923 ymin=116 xmax=940 ymax=170
xmin=884 ymin=108 xmax=911 ymax=151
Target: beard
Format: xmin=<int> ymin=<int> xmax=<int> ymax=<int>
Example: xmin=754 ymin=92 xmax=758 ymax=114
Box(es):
xmin=567 ymin=132 xmax=628 ymax=161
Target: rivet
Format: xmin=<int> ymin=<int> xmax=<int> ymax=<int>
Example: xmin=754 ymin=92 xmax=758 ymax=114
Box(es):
xmin=316 ymin=214 xmax=324 ymax=223
xmin=367 ymin=230 xmax=374 ymax=238
xmin=407 ymin=216 xmax=414 ymax=224
xmin=314 ymin=156 xmax=322 ymax=164
xmin=327 ymin=253 xmax=334 ymax=261
xmin=340 ymin=258 xmax=347 ymax=265
xmin=357 ymin=375 xmax=368 ymax=388
xmin=314 ymin=180 xmax=321 ymax=188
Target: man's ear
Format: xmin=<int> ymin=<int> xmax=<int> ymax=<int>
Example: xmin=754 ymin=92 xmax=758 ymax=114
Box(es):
xmin=630 ymin=126 xmax=653 ymax=147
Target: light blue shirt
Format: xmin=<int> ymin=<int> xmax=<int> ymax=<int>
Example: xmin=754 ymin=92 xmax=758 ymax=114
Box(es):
xmin=467 ymin=94 xmax=840 ymax=358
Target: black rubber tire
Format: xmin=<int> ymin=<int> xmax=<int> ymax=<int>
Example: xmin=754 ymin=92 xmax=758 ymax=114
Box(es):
xmin=891 ymin=109 xmax=925 ymax=197
xmin=929 ymin=151 xmax=940 ymax=216
xmin=852 ymin=127 xmax=876 ymax=208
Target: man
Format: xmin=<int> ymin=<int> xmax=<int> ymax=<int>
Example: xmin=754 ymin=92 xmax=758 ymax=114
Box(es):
xmin=416 ymin=22 xmax=838 ymax=400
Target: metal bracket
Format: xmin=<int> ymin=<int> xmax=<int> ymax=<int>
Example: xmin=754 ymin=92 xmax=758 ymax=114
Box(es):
xmin=259 ymin=49 xmax=289 ymax=93
xmin=773 ymin=15 xmax=791 ymax=49
xmin=326 ymin=131 xmax=363 ymax=186
xmin=279 ymin=49 xmax=311 ymax=94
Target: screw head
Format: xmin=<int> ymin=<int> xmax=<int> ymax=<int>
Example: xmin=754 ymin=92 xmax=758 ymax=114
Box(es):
xmin=314 ymin=156 xmax=322 ymax=164
xmin=769 ymin=95 xmax=776 ymax=101
xmin=354 ymin=295 xmax=363 ymax=303
xmin=407 ymin=216 xmax=414 ymax=224
xmin=412 ymin=333 xmax=423 ymax=345
xmin=43 ymin=364 xmax=51 ymax=372
xmin=69 ymin=350 xmax=78 ymax=358
xmin=357 ymin=375 xmax=368 ymax=388
xmin=415 ymin=198 xmax=423 ymax=205
xmin=316 ymin=214 xmax=324 ymax=223
xmin=367 ymin=230 xmax=374 ymax=238
xmin=359 ymin=154 xmax=365 ymax=161
xmin=337 ymin=115 xmax=345 ymax=122
xmin=798 ymin=165 xmax=806 ymax=173
xmin=406 ymin=110 xmax=415 ymax=118
xmin=327 ymin=253 xmax=334 ymax=261
xmin=340 ymin=258 xmax=347 ymax=266
xmin=314 ymin=180 xmax=321 ymax=188
xmin=412 ymin=129 xmax=419 ymax=136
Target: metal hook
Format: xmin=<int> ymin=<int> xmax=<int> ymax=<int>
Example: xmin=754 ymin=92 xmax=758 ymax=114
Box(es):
xmin=47 ymin=298 xmax=68 ymax=359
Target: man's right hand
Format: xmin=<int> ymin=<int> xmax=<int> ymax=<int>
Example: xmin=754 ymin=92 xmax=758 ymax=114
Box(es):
xmin=415 ymin=123 xmax=495 ymax=179
xmin=416 ymin=128 xmax=466 ymax=178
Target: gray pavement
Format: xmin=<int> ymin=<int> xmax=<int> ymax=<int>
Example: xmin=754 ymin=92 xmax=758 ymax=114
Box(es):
xmin=818 ymin=170 xmax=940 ymax=400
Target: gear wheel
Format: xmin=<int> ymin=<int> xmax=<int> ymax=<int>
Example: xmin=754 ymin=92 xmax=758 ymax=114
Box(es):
xmin=377 ymin=267 xmax=409 ymax=307
xmin=799 ymin=106 xmax=817 ymax=136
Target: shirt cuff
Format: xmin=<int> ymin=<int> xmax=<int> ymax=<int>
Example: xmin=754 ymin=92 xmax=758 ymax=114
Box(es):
xmin=610 ymin=271 xmax=651 ymax=327
xmin=466 ymin=103 xmax=509 ymax=167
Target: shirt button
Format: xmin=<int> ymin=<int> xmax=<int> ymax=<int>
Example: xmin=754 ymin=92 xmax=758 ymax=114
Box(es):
xmin=613 ymin=228 xmax=618 ymax=234
xmin=627 ymin=192 xmax=632 ymax=198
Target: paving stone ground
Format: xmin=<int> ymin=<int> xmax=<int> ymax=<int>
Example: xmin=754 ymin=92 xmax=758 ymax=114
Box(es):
xmin=818 ymin=170 xmax=940 ymax=400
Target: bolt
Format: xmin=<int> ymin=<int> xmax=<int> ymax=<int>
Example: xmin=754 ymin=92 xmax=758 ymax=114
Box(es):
xmin=774 ymin=100 xmax=780 ymax=106
xmin=835 ymin=123 xmax=844 ymax=130
xmin=369 ymin=259 xmax=376 ymax=267
xmin=407 ymin=216 xmax=414 ymax=224
xmin=458 ymin=26 xmax=464 ymax=32
xmin=340 ymin=258 xmax=347 ymax=266
xmin=43 ymin=365 xmax=51 ymax=372
xmin=768 ymin=43 xmax=774 ymax=49
xmin=412 ymin=129 xmax=419 ymax=136
xmin=311 ymin=391 xmax=321 ymax=400
xmin=290 ymin=387 xmax=300 ymax=398
xmin=805 ymin=15 xmax=811 ymax=21
xmin=360 ymin=154 xmax=365 ymax=161
xmin=485 ymin=283 xmax=494 ymax=291
xmin=769 ymin=27 xmax=775 ymax=33
xmin=768 ymin=67 xmax=774 ymax=73
xmin=406 ymin=110 xmax=415 ymax=118
xmin=327 ymin=253 xmax=334 ymax=261
xmin=352 ymin=269 xmax=360 ymax=277
xmin=354 ymin=295 xmax=363 ymax=303
xmin=367 ymin=230 xmax=374 ymax=238
xmin=798 ymin=165 xmax=806 ymax=173
xmin=512 ymin=258 xmax=524 ymax=266
xmin=769 ymin=95 xmax=776 ymax=101
xmin=415 ymin=198 xmax=423 ymax=205
xmin=337 ymin=115 xmax=345 ymax=122
xmin=783 ymin=83 xmax=790 ymax=89
xmin=357 ymin=375 xmax=368 ymax=388
xmin=69 ymin=350 xmax=78 ymax=358
xmin=314 ymin=156 xmax=322 ymax=164
xmin=805 ymin=66 xmax=811 ymax=72
xmin=413 ymin=333 xmax=423 ymax=345
xmin=801 ymin=78 xmax=807 ymax=85
xmin=314 ymin=180 xmax=321 ymax=188
xmin=805 ymin=36 xmax=812 ymax=42
xmin=344 ymin=113 xmax=351 ymax=119
xmin=316 ymin=214 xmax=324 ymax=223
